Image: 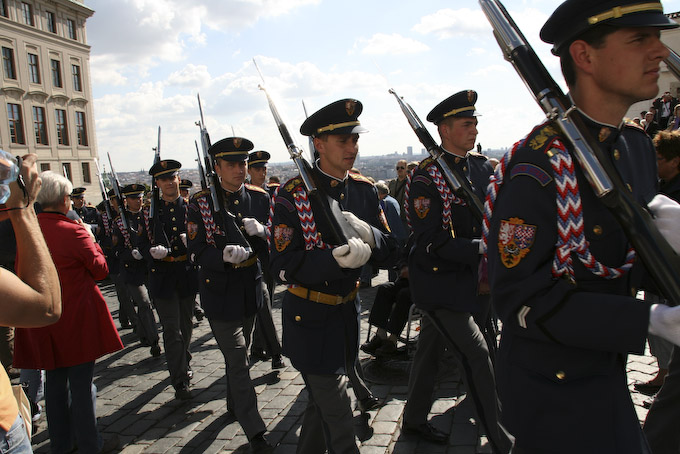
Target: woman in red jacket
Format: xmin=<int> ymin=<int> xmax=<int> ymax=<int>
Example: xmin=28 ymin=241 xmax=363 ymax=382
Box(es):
xmin=14 ymin=171 xmax=123 ymax=453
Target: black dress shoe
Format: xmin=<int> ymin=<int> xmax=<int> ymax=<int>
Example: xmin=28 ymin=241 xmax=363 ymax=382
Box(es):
xmin=357 ymin=395 xmax=381 ymax=412
xmin=360 ymin=336 xmax=384 ymax=356
xmin=251 ymin=348 xmax=270 ymax=361
xmin=402 ymin=422 xmax=449 ymax=444
xmin=634 ymin=382 xmax=662 ymax=396
xmin=150 ymin=344 xmax=162 ymax=357
xmin=187 ymin=367 xmax=194 ymax=381
xmin=249 ymin=432 xmax=274 ymax=453
xmin=174 ymin=382 xmax=192 ymax=400
xmin=271 ymin=354 xmax=285 ymax=369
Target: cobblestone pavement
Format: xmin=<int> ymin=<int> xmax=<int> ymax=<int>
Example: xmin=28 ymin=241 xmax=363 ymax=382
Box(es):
xmin=25 ymin=270 xmax=658 ymax=453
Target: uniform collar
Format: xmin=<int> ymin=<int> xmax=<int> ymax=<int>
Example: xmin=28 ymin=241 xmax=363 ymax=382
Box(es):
xmin=574 ymin=107 xmax=621 ymax=148
xmin=315 ymin=159 xmax=349 ymax=184
xmin=223 ymin=184 xmax=244 ymax=198
xmin=441 ymin=147 xmax=468 ymax=166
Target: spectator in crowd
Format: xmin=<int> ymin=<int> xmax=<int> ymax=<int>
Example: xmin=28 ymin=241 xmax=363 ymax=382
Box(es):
xmin=375 ymin=181 xmax=408 ymax=280
xmin=645 ymin=110 xmax=661 ymax=138
xmin=667 ymin=104 xmax=680 ymax=131
xmin=388 ymin=159 xmax=409 ymax=233
xmin=0 ymin=154 xmax=61 ymax=454
xmin=14 ymin=171 xmax=123 ymax=453
xmin=653 ymin=90 xmax=679 ymax=129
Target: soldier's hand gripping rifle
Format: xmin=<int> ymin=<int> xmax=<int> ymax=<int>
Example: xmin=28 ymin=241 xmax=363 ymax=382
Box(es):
xmin=107 ymin=152 xmax=134 ymax=246
xmin=479 ymin=0 xmax=680 ymax=305
xmin=388 ymin=88 xmax=484 ymax=223
xmin=148 ymin=126 xmax=165 ymax=245
xmin=253 ymin=59 xmax=357 ymax=245
xmin=93 ymin=158 xmax=113 ymax=234
xmin=195 ymin=94 xmax=253 ymax=254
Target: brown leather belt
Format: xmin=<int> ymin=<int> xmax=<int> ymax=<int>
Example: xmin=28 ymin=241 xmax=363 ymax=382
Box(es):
xmin=230 ymin=255 xmax=258 ymax=269
xmin=287 ymin=284 xmax=359 ymax=306
xmin=161 ymin=254 xmax=187 ymax=263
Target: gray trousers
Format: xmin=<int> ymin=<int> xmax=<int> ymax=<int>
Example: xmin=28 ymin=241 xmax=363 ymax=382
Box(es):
xmin=111 ymin=273 xmax=137 ymax=327
xmin=297 ymin=374 xmax=359 ymax=454
xmin=404 ymin=309 xmax=513 ymax=454
xmin=154 ymin=294 xmax=194 ymax=387
xmin=208 ymin=316 xmax=265 ymax=440
xmin=126 ymin=284 xmax=159 ymax=346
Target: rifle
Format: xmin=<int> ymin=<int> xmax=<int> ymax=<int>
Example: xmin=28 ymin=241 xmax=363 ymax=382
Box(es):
xmin=253 ymin=59 xmax=356 ymax=245
xmin=301 ymin=100 xmax=316 ymax=162
xmin=149 ymin=126 xmax=163 ymax=245
xmin=195 ymin=140 xmax=208 ymax=191
xmin=665 ymin=48 xmax=680 ymax=81
xmin=388 ymin=88 xmax=484 ymax=223
xmin=106 ymin=152 xmax=131 ymax=236
xmin=93 ymin=158 xmax=113 ymax=233
xmin=195 ymin=94 xmax=253 ymax=253
xmin=479 ymin=0 xmax=680 ymax=305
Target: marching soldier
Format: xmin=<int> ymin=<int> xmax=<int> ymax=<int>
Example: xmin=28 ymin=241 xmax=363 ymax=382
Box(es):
xmin=145 ymin=160 xmax=198 ymax=400
xmin=179 ymin=179 xmax=193 ymax=200
xmin=112 ymin=184 xmax=161 ymax=358
xmin=247 ymin=150 xmax=270 ymax=189
xmin=402 ymin=91 xmax=513 ymax=452
xmin=71 ymin=187 xmax=100 ymax=234
xmin=269 ymin=99 xmax=395 ymax=453
xmin=484 ymin=1 xmax=680 ymax=451
xmin=187 ymin=137 xmax=274 ymax=453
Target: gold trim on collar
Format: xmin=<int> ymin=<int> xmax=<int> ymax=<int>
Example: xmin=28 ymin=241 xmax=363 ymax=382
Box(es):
xmin=316 ymin=121 xmax=360 ymax=134
xmin=588 ymin=2 xmax=663 ymax=25
xmin=443 ymin=105 xmax=475 ymax=118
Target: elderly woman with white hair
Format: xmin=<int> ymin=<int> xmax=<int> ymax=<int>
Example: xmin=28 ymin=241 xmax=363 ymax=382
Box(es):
xmin=13 ymin=171 xmax=123 ymax=453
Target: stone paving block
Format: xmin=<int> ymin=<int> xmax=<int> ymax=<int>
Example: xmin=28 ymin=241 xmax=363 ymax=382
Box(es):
xmin=144 ymin=435 xmax=182 ymax=453
xmin=264 ymin=393 xmax=298 ymax=410
xmin=372 ymin=420 xmax=398 ymax=435
xmin=362 ymin=433 xmax=393 ymax=446
xmin=359 ymin=445 xmax=389 ymax=454
xmin=374 ymin=404 xmax=403 ymax=422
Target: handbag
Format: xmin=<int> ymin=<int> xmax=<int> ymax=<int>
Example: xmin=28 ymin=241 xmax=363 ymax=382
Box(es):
xmin=11 ymin=384 xmax=31 ymax=439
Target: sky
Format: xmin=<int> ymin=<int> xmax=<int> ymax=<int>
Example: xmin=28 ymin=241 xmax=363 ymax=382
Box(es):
xmin=84 ymin=0 xmax=680 ymax=172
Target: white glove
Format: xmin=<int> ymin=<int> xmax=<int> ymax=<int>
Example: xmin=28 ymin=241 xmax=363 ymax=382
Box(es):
xmin=223 ymin=244 xmax=249 ymax=264
xmin=131 ymin=249 xmax=143 ymax=260
xmin=342 ymin=211 xmax=375 ymax=248
xmin=332 ymin=237 xmax=372 ymax=269
xmin=649 ymin=304 xmax=680 ymax=346
xmin=243 ymin=217 xmax=266 ymax=239
xmin=180 ymin=233 xmax=187 ymax=247
xmin=149 ymin=245 xmax=169 ymax=260
xmin=648 ymin=194 xmax=680 ymax=254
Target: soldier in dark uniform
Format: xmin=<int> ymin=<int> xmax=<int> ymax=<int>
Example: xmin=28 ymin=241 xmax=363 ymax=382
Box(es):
xmin=246 ymin=150 xmax=284 ymax=369
xmin=112 ymin=184 xmax=161 ymax=358
xmin=186 ymin=137 xmax=274 ymax=453
xmin=270 ymin=99 xmax=396 ymax=453
xmin=71 ymin=187 xmax=100 ymax=234
xmin=97 ymin=190 xmax=136 ymax=329
xmin=145 ymin=160 xmax=198 ymax=400
xmin=402 ymin=91 xmax=513 ymax=452
xmin=266 ymin=176 xmax=280 ymax=197
xmin=483 ymin=1 xmax=680 ymax=452
xmin=179 ymin=178 xmax=205 ymax=322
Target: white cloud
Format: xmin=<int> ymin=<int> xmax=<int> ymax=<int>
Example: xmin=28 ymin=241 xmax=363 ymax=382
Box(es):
xmin=167 ymin=64 xmax=212 ymax=88
xmin=412 ymin=8 xmax=490 ymax=39
xmin=354 ymin=33 xmax=429 ymax=56
xmin=470 ymin=64 xmax=510 ymax=78
xmin=467 ymin=47 xmax=486 ymax=57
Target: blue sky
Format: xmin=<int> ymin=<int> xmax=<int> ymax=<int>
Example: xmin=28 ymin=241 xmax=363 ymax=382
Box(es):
xmin=84 ymin=0 xmax=680 ymax=171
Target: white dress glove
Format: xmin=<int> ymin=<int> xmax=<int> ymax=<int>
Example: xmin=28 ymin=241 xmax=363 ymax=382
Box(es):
xmin=149 ymin=245 xmax=169 ymax=260
xmin=223 ymin=244 xmax=249 ymax=264
xmin=243 ymin=217 xmax=266 ymax=239
xmin=342 ymin=211 xmax=375 ymax=248
xmin=180 ymin=233 xmax=187 ymax=247
xmin=648 ymin=194 xmax=680 ymax=254
xmin=131 ymin=249 xmax=143 ymax=260
xmin=649 ymin=304 xmax=680 ymax=346
xmin=332 ymin=237 xmax=372 ymax=269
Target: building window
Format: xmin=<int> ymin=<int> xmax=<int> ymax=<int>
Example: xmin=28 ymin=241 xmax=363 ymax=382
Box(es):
xmin=27 ymin=53 xmax=40 ymax=84
xmin=46 ymin=11 xmax=56 ymax=33
xmin=55 ymin=109 xmax=68 ymax=145
xmin=75 ymin=111 xmax=87 ymax=146
xmin=82 ymin=162 xmax=91 ymax=184
xmin=51 ymin=59 xmax=62 ymax=87
xmin=2 ymin=47 xmax=16 ymax=80
xmin=62 ymin=162 xmax=71 ymax=181
xmin=0 ymin=1 xmax=7 ymax=18
xmin=71 ymin=64 xmax=81 ymax=92
xmin=7 ymin=104 xmax=25 ymax=145
xmin=40 ymin=163 xmax=50 ymax=172
xmin=66 ymin=19 xmax=76 ymax=40
xmin=21 ymin=2 xmax=33 ymax=26
xmin=32 ymin=106 xmax=47 ymax=145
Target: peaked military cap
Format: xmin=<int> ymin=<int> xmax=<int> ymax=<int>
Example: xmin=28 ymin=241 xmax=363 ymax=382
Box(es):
xmin=209 ymin=137 xmax=254 ymax=161
xmin=541 ymin=0 xmax=678 ymax=55
xmin=427 ymin=90 xmax=479 ymax=125
xmin=149 ymin=159 xmax=181 ymax=178
xmin=121 ymin=183 xmax=145 ymax=198
xmin=70 ymin=187 xmax=86 ymax=198
xmin=300 ymin=99 xmax=369 ymax=137
xmin=106 ymin=188 xmax=118 ymax=200
xmin=248 ymin=150 xmax=270 ymax=168
xmin=179 ymin=179 xmax=193 ymax=190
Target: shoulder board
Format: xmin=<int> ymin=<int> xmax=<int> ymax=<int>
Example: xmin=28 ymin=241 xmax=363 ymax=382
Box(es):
xmin=623 ymin=118 xmax=645 ymax=132
xmin=467 ymin=151 xmax=487 ymax=160
xmin=283 ymin=176 xmax=304 ymax=193
xmin=245 ymin=183 xmax=267 ymax=194
xmin=523 ymin=122 xmax=562 ymax=154
xmin=190 ymin=189 xmax=210 ymax=202
xmin=348 ymin=172 xmax=373 ymax=184
xmin=419 ymin=157 xmax=434 ymax=169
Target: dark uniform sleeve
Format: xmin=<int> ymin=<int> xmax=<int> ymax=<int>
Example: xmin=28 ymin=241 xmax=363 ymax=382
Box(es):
xmin=487 ymin=147 xmax=650 ymax=354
